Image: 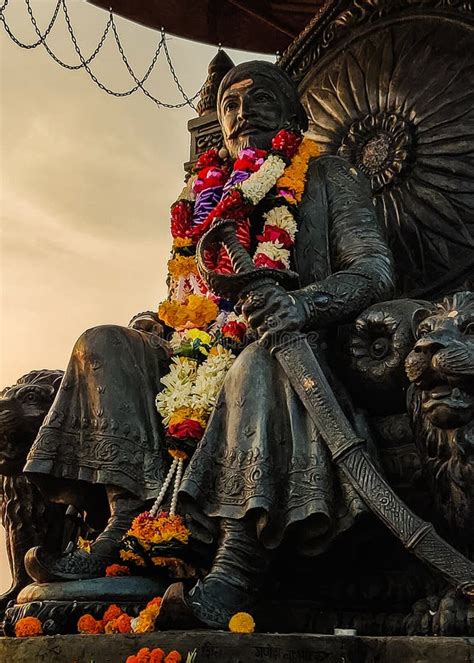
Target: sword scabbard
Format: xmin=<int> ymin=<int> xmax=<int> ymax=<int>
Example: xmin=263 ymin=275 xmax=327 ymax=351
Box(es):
xmin=272 ymin=331 xmax=474 ymax=595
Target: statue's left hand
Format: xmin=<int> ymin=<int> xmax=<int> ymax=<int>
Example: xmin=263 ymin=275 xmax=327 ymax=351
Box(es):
xmin=240 ymin=284 xmax=306 ymax=343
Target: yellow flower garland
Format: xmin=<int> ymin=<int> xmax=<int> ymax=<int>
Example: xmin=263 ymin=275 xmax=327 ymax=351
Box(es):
xmin=158 ymin=295 xmax=219 ymax=330
xmin=168 ymin=255 xmax=199 ymax=279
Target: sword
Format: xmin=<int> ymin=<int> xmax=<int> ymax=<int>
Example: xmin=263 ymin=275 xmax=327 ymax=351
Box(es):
xmin=197 ymin=218 xmax=474 ymax=597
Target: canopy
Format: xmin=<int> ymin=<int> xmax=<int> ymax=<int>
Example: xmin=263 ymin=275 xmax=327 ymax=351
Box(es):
xmin=88 ymin=0 xmax=324 ymax=54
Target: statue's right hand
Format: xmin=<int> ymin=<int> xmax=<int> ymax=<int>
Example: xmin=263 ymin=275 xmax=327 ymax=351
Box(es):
xmin=240 ymin=284 xmax=306 ymax=339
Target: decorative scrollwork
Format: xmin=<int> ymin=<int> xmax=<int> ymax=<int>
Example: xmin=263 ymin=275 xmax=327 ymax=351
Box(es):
xmin=339 ymin=113 xmax=413 ymax=191
xmin=281 ymin=0 xmax=473 ymax=83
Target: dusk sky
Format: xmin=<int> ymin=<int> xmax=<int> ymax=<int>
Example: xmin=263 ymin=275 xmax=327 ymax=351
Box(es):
xmin=0 ymin=0 xmax=271 ymax=593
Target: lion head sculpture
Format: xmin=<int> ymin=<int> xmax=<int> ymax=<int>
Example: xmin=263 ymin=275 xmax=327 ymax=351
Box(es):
xmin=0 ymin=369 xmax=66 ymax=614
xmin=0 ymin=370 xmax=63 ymax=475
xmin=405 ymin=291 xmax=473 ymax=542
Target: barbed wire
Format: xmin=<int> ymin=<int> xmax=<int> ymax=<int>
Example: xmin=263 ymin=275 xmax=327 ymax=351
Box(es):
xmin=0 ymin=0 xmax=207 ymax=109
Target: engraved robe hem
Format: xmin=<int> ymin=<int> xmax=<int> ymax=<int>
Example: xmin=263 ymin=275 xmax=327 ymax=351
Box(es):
xmin=24 ymin=325 xmax=169 ymax=502
xmin=179 ymin=342 xmax=366 ymax=555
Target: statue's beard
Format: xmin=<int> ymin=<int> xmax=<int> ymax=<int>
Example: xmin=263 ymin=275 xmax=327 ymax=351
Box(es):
xmin=225 ymin=134 xmax=251 ymax=159
xmin=225 ymin=126 xmax=284 ymax=159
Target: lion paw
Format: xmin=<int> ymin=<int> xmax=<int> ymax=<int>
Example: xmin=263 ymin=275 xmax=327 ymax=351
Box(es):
xmin=405 ymin=589 xmax=473 ymax=636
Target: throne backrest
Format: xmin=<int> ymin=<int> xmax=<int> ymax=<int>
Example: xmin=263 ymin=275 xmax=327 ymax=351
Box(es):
xmin=280 ymin=0 xmax=474 ymax=299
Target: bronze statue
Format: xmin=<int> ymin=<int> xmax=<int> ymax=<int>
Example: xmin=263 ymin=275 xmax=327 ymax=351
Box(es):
xmin=0 ymin=370 xmax=73 ymax=610
xmin=8 ymin=59 xmax=471 ymax=638
xmin=22 ymin=61 xmax=396 ymax=623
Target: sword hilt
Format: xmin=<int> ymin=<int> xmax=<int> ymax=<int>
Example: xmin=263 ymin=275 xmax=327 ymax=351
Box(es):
xmin=196 ymin=218 xmax=299 ymax=302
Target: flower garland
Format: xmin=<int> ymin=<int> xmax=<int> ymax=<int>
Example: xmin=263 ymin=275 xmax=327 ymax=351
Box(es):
xmin=157 ymin=130 xmax=319 ymax=451
xmin=106 ymin=563 xmax=131 ymax=577
xmin=118 ymin=131 xmax=319 ymax=578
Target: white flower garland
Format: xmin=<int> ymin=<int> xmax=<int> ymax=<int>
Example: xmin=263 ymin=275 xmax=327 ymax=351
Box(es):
xmin=239 ymin=154 xmax=287 ymax=205
xmin=262 ymin=206 xmax=298 ymax=240
xmin=253 ymin=205 xmax=298 ymax=269
xmin=156 ymin=345 xmax=235 ymax=425
xmin=156 ymin=357 xmax=197 ymax=424
xmin=190 ymin=346 xmax=235 ymax=413
xmin=157 ymin=138 xmax=318 ymax=440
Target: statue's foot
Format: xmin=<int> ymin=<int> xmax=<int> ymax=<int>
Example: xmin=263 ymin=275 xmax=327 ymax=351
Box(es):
xmin=154 ymin=582 xmax=206 ymax=630
xmin=25 ymin=545 xmax=115 ymax=583
xmin=156 ymin=580 xmax=250 ymax=630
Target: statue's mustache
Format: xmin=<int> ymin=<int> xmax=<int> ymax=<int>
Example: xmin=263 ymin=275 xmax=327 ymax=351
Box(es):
xmin=228 ymin=120 xmax=275 ymax=139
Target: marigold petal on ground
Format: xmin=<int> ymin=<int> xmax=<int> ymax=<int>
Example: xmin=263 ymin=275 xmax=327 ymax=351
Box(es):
xmin=228 ymin=611 xmax=256 ymax=633
xmin=164 ymin=651 xmax=182 ymax=663
xmin=149 ymin=648 xmax=166 ymax=663
xmin=77 ymin=613 xmax=104 ymax=634
xmin=103 ymin=604 xmax=123 ymax=624
xmin=14 ymin=616 xmax=43 ymax=637
xmin=115 ymin=613 xmax=133 ymax=633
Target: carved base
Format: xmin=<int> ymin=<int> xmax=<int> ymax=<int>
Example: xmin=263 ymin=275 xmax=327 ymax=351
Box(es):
xmin=0 ymin=632 xmax=473 ymax=663
xmin=3 ymin=578 xmax=472 ymax=637
xmin=1 ymin=577 xmax=169 ymax=636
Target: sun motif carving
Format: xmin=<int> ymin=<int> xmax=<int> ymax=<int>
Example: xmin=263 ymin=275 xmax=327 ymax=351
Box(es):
xmin=302 ymin=21 xmax=474 ymax=295
xmin=339 ymin=113 xmax=413 ymax=191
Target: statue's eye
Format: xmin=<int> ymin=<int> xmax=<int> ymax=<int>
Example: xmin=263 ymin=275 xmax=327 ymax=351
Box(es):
xmin=224 ymin=100 xmax=238 ymax=113
xmin=22 ymin=391 xmax=39 ymax=404
xmin=254 ymin=92 xmax=272 ymax=103
xmin=370 ymin=337 xmax=390 ymax=359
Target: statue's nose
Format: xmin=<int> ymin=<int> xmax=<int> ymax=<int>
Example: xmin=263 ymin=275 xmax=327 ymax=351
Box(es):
xmin=238 ymin=96 xmax=253 ymax=121
xmin=237 ymin=106 xmax=249 ymax=122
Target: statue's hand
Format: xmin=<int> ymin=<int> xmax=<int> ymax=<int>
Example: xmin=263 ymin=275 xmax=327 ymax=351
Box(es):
xmin=240 ymin=284 xmax=306 ymax=343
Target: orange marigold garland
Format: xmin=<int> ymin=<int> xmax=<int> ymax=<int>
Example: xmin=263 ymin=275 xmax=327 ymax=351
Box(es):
xmin=276 ymin=137 xmax=320 ymax=203
xmin=157 ymin=130 xmax=318 ymax=455
xmin=14 ymin=616 xmax=43 ymax=637
xmin=120 ymin=452 xmax=195 ymax=578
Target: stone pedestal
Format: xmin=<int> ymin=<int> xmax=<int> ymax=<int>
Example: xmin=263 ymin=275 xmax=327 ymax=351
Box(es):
xmin=2 ymin=577 xmax=168 ymax=637
xmin=0 ymin=632 xmax=473 ymax=663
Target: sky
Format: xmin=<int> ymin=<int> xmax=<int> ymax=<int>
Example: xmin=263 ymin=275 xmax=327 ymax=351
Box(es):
xmin=0 ymin=0 xmax=271 ymax=594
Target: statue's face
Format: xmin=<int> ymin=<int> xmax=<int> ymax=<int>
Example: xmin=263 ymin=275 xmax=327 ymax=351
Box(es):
xmin=219 ymin=74 xmax=292 ymax=158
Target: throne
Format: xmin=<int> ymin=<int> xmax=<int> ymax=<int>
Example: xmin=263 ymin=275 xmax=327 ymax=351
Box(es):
xmin=2 ymin=0 xmax=473 ymax=641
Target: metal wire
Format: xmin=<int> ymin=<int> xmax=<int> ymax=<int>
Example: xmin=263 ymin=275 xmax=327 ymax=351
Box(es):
xmin=1 ymin=0 xmax=207 ymax=109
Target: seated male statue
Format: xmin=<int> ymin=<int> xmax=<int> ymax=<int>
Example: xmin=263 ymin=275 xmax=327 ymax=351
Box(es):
xmin=24 ymin=61 xmax=395 ymax=627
